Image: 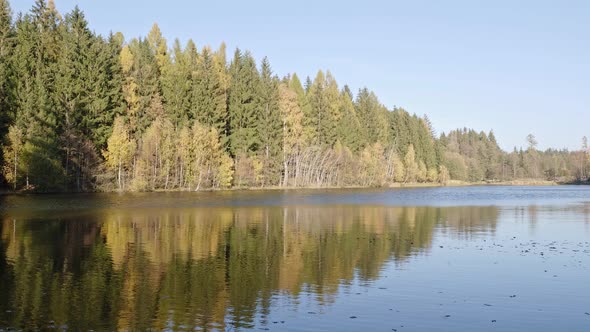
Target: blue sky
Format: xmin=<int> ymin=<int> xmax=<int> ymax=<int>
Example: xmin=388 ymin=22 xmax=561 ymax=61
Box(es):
xmin=9 ymin=0 xmax=590 ymax=150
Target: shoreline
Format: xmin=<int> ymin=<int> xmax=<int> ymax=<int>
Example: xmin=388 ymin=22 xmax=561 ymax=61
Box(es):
xmin=1 ymin=179 xmax=583 ymax=196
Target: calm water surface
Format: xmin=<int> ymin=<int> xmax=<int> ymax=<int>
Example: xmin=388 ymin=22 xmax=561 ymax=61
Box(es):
xmin=1 ymin=186 xmax=589 ymax=331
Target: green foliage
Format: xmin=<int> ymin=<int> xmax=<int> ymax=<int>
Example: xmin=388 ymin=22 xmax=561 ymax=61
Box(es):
xmin=121 ymin=38 xmax=162 ymax=137
xmin=228 ymin=50 xmax=260 ymax=155
xmin=191 ymin=46 xmax=227 ymax=137
xmin=337 ymin=88 xmax=366 ymax=151
xmin=160 ymin=39 xmax=193 ymax=129
xmin=355 ymin=88 xmax=390 ymax=146
xmin=0 ymin=0 xmax=14 ymax=185
xmin=308 ymin=70 xmax=340 ymax=146
xmin=257 ymin=57 xmax=282 ymax=186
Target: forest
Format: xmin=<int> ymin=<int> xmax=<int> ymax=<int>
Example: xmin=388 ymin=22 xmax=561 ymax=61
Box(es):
xmin=0 ymin=0 xmax=588 ymax=192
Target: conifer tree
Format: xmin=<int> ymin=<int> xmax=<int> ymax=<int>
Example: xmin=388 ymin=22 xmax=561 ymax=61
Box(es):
xmin=0 ymin=0 xmax=14 ymax=185
xmin=308 ymin=70 xmax=340 ymax=146
xmin=257 ymin=57 xmax=282 ymax=186
xmin=9 ymin=0 xmax=65 ymax=191
xmin=355 ymin=88 xmax=390 ymax=145
xmin=192 ymin=46 xmax=227 ymax=138
xmin=122 ymin=38 xmax=162 ymax=137
xmin=228 ymin=49 xmax=260 ymax=155
xmin=289 ymin=73 xmax=313 ymax=146
xmin=337 ymin=87 xmax=366 ymax=151
xmin=89 ymin=32 xmax=124 ymax=148
xmin=161 ymin=39 xmax=192 ymax=129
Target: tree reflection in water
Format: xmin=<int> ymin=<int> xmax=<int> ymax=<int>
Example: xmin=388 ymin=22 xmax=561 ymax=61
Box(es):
xmin=0 ymin=205 xmax=498 ymax=330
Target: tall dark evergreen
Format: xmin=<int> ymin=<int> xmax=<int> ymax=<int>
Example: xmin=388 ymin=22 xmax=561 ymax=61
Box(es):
xmin=355 ymin=88 xmax=390 ymax=145
xmin=93 ymin=32 xmax=124 ymax=147
xmin=308 ymin=70 xmax=340 ymax=146
xmin=10 ymin=0 xmax=65 ymax=191
xmin=161 ymin=39 xmax=192 ymax=129
xmin=228 ymin=49 xmax=260 ymax=156
xmin=191 ymin=46 xmax=227 ymax=138
xmin=257 ymin=57 xmax=282 ymax=186
xmin=337 ymin=87 xmax=366 ymax=152
xmin=122 ymin=38 xmax=162 ymax=137
xmin=0 ymin=0 xmax=14 ymax=185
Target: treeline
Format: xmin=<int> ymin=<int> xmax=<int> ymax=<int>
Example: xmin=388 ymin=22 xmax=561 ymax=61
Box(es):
xmin=440 ymin=130 xmax=589 ymax=182
xmin=0 ymin=1 xmax=588 ymax=192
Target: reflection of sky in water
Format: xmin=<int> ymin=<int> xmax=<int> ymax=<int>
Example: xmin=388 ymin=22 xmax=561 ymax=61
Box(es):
xmin=0 ymin=186 xmax=589 ymax=331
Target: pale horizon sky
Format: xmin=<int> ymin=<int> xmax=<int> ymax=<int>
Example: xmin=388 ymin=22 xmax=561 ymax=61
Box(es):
xmin=9 ymin=0 xmax=590 ymax=151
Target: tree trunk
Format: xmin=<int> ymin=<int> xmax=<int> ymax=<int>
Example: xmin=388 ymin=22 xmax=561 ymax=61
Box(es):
xmin=13 ymin=149 xmax=17 ymax=190
xmin=118 ymin=157 xmax=122 ymax=191
xmin=283 ymin=158 xmax=289 ymax=187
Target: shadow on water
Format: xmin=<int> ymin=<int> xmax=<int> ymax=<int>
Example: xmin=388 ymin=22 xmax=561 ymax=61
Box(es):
xmin=0 ymin=202 xmax=500 ymax=330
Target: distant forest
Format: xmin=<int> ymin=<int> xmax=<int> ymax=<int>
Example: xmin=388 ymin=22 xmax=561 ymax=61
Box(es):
xmin=0 ymin=0 xmax=588 ymax=192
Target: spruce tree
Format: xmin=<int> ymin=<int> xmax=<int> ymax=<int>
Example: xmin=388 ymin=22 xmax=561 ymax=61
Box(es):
xmin=355 ymin=88 xmax=390 ymax=145
xmin=0 ymin=0 xmax=14 ymax=185
xmin=257 ymin=57 xmax=282 ymax=186
xmin=337 ymin=88 xmax=366 ymax=151
xmin=308 ymin=70 xmax=340 ymax=146
xmin=161 ymin=39 xmax=192 ymax=129
xmin=9 ymin=0 xmax=65 ymax=191
xmin=191 ymin=46 xmax=227 ymax=138
xmin=122 ymin=38 xmax=162 ymax=138
xmin=228 ymin=49 xmax=261 ymax=156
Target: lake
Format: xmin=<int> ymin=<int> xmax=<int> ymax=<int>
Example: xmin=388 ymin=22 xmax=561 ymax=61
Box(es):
xmin=1 ymin=186 xmax=589 ymax=331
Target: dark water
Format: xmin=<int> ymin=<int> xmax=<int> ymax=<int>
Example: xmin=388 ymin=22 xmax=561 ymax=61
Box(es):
xmin=0 ymin=186 xmax=589 ymax=331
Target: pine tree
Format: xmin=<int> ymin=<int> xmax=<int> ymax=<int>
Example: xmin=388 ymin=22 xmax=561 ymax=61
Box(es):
xmin=355 ymin=88 xmax=390 ymax=145
xmin=337 ymin=87 xmax=366 ymax=151
xmin=55 ymin=6 xmax=109 ymax=189
xmin=289 ymin=73 xmax=313 ymax=147
xmin=257 ymin=57 xmax=282 ymax=186
xmin=308 ymin=70 xmax=340 ymax=146
xmin=0 ymin=0 xmax=14 ymax=185
xmin=228 ymin=49 xmax=260 ymax=155
xmin=89 ymin=32 xmax=124 ymax=148
xmin=122 ymin=38 xmax=162 ymax=137
xmin=161 ymin=39 xmax=192 ymax=129
xmin=8 ymin=0 xmax=65 ymax=191
xmin=191 ymin=46 xmax=227 ymax=138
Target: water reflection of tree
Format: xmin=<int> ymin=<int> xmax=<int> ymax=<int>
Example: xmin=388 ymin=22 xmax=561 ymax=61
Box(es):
xmin=0 ymin=205 xmax=498 ymax=330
